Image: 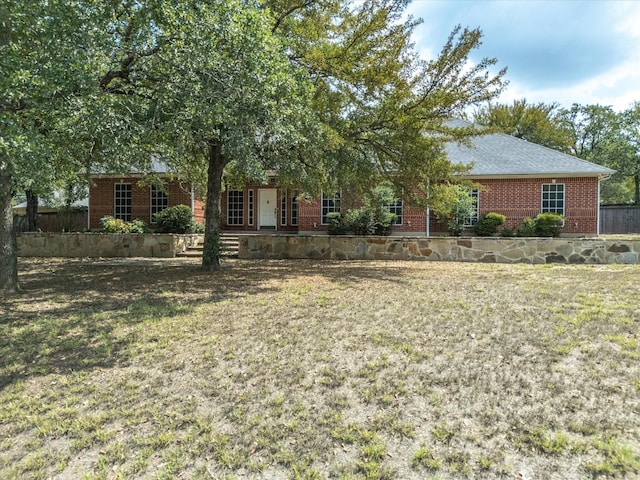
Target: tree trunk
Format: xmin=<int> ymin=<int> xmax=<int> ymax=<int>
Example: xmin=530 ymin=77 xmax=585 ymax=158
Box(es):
xmin=0 ymin=167 xmax=19 ymax=293
xmin=26 ymin=189 xmax=38 ymax=231
xmin=202 ymin=140 xmax=228 ymax=271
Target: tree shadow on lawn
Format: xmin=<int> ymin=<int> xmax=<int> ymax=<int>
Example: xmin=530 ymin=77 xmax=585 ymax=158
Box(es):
xmin=1 ymin=257 xmax=406 ymax=390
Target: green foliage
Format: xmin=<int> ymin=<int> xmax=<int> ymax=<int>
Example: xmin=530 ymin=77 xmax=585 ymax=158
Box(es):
xmin=191 ymin=222 xmax=205 ymax=234
xmin=534 ymin=213 xmax=564 ymax=237
xmin=1 ymin=0 xmax=508 ymax=282
xmin=474 ymin=99 xmax=573 ymax=152
xmin=474 ymin=212 xmax=506 ymax=236
xmin=517 ymin=213 xmax=564 ymax=237
xmin=153 ymin=205 xmax=194 ymax=234
xmin=326 ymin=186 xmax=398 ymax=236
xmin=429 ymin=184 xmax=476 ymax=236
xmin=343 ymin=209 xmax=376 ymax=235
xmin=517 ymin=217 xmax=536 ymax=237
xmin=100 ymin=217 xmax=149 ymax=234
xmin=326 ymin=212 xmax=347 ymax=235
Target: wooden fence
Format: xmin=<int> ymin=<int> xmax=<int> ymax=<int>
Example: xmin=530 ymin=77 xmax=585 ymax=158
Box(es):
xmin=600 ymin=206 xmax=640 ymax=234
xmin=13 ymin=210 xmax=88 ymax=233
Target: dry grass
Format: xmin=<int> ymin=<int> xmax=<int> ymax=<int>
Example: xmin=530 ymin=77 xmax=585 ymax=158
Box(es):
xmin=1 ymin=257 xmax=639 ymax=479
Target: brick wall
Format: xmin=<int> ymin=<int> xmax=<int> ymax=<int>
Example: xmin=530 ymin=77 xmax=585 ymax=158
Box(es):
xmin=474 ymin=177 xmax=600 ymax=235
xmin=89 ymin=177 xmax=198 ymax=230
xmin=403 ymin=177 xmax=601 ymax=235
xmin=148 ymin=176 xmax=601 ymax=235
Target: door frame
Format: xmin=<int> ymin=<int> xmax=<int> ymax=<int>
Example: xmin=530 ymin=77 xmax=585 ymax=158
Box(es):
xmin=257 ymin=188 xmax=277 ymax=230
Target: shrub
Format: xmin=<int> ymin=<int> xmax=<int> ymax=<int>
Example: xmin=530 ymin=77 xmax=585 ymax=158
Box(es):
xmin=373 ymin=210 xmax=396 ymax=236
xmin=534 ymin=213 xmax=564 ymax=237
xmin=429 ymin=184 xmax=477 ymax=236
xmin=517 ymin=213 xmax=564 ymax=237
xmin=100 ymin=216 xmax=149 ymax=233
xmin=517 ymin=217 xmax=536 ymax=237
xmin=129 ymin=219 xmax=150 ymax=233
xmin=501 ymin=227 xmax=516 ymax=237
xmin=474 ymin=212 xmax=506 ymax=236
xmin=343 ymin=208 xmax=376 ymax=235
xmin=191 ymin=221 xmax=205 ymax=234
xmin=327 ymin=207 xmax=397 ymax=236
xmin=326 ymin=212 xmax=347 ymax=235
xmin=154 ymin=205 xmax=194 ymax=234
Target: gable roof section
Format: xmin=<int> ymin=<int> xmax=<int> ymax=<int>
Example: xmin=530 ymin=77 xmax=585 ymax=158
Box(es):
xmin=444 ymin=120 xmax=615 ymax=178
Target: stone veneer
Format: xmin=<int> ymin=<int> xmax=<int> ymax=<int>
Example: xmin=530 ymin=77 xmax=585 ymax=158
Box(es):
xmin=17 ymin=233 xmax=203 ymax=258
xmin=239 ymin=234 xmax=640 ymax=264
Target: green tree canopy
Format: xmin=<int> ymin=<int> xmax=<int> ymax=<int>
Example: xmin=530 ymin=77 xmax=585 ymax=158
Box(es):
xmin=2 ymin=0 xmax=508 ymax=290
xmin=558 ymin=103 xmax=637 ymax=205
xmin=473 ymin=98 xmax=573 ymax=152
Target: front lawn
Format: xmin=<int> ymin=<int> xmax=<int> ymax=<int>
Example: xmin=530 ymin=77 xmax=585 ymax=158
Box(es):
xmin=1 ymin=258 xmax=639 ymax=479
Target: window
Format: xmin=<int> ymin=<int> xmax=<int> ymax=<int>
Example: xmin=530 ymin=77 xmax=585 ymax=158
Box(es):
xmin=247 ymin=190 xmax=254 ymax=226
xmin=463 ymin=189 xmax=479 ymax=226
xmin=281 ymin=191 xmax=287 ymax=226
xmin=291 ymin=190 xmax=299 ymax=226
xmin=321 ymin=191 xmax=341 ymax=224
xmin=150 ymin=185 xmax=168 ymax=222
xmin=114 ymin=183 xmax=132 ymax=221
xmin=227 ymin=190 xmax=244 ymax=225
xmin=385 ymin=199 xmax=403 ymax=225
xmin=542 ymin=184 xmax=565 ymax=215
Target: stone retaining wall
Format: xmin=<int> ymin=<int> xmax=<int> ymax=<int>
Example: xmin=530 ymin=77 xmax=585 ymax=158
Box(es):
xmin=17 ymin=233 xmax=203 ymax=258
xmin=239 ymin=234 xmax=640 ymax=264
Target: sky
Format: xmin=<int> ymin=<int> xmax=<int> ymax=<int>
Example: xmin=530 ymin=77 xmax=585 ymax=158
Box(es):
xmin=406 ymin=0 xmax=640 ymax=112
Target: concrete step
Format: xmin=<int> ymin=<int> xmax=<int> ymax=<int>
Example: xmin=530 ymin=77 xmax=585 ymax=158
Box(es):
xmin=177 ymin=234 xmax=239 ymax=258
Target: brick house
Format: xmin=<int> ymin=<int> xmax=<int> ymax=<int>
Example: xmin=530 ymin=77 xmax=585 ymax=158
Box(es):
xmin=88 ymin=164 xmax=205 ymax=230
xmin=89 ymin=123 xmax=615 ymax=235
xmin=219 ymin=122 xmax=615 ymax=236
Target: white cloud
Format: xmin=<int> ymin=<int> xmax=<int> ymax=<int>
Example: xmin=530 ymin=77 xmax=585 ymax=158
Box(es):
xmin=408 ymin=0 xmax=640 ymax=111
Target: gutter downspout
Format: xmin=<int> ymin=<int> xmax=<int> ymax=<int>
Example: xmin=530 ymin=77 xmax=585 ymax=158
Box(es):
xmin=597 ymin=177 xmax=601 ymax=235
xmin=597 ymin=174 xmax=612 ymax=236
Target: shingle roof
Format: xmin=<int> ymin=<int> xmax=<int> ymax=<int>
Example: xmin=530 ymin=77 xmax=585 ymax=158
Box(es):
xmin=444 ymin=120 xmax=615 ymax=177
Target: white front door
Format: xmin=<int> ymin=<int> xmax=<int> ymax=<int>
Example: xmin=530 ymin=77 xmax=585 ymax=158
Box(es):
xmin=258 ymin=189 xmax=277 ymax=229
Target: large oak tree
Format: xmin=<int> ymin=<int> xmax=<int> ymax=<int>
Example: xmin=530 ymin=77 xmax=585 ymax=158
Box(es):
xmin=2 ymin=0 xmax=507 ymax=291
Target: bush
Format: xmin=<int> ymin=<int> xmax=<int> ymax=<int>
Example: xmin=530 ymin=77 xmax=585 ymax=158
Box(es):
xmin=128 ymin=219 xmax=150 ymax=233
xmin=534 ymin=213 xmax=564 ymax=237
xmin=191 ymin=221 xmax=205 ymax=234
xmin=474 ymin=212 xmax=506 ymax=236
xmin=343 ymin=208 xmax=376 ymax=235
xmin=326 ymin=212 xmax=347 ymax=235
xmin=327 ymin=207 xmax=397 ymax=236
xmin=517 ymin=213 xmax=564 ymax=237
xmin=501 ymin=227 xmax=516 ymax=237
xmin=517 ymin=217 xmax=536 ymax=237
xmin=154 ymin=205 xmax=195 ymax=234
xmin=373 ymin=210 xmax=396 ymax=236
xmin=100 ymin=216 xmax=149 ymax=233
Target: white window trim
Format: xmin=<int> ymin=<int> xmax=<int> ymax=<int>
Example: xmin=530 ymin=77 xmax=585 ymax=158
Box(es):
xmin=291 ymin=190 xmax=299 ymax=226
xmin=541 ymin=183 xmax=565 ymax=216
xmin=150 ymin=184 xmax=168 ymax=223
xmin=281 ymin=190 xmax=287 ymax=226
xmin=384 ymin=199 xmax=403 ymax=225
xmin=463 ymin=189 xmax=479 ymax=227
xmin=114 ymin=183 xmax=132 ymax=221
xmin=227 ymin=190 xmax=244 ymax=225
xmin=321 ymin=191 xmax=341 ymax=225
xmin=247 ymin=189 xmax=254 ymax=226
